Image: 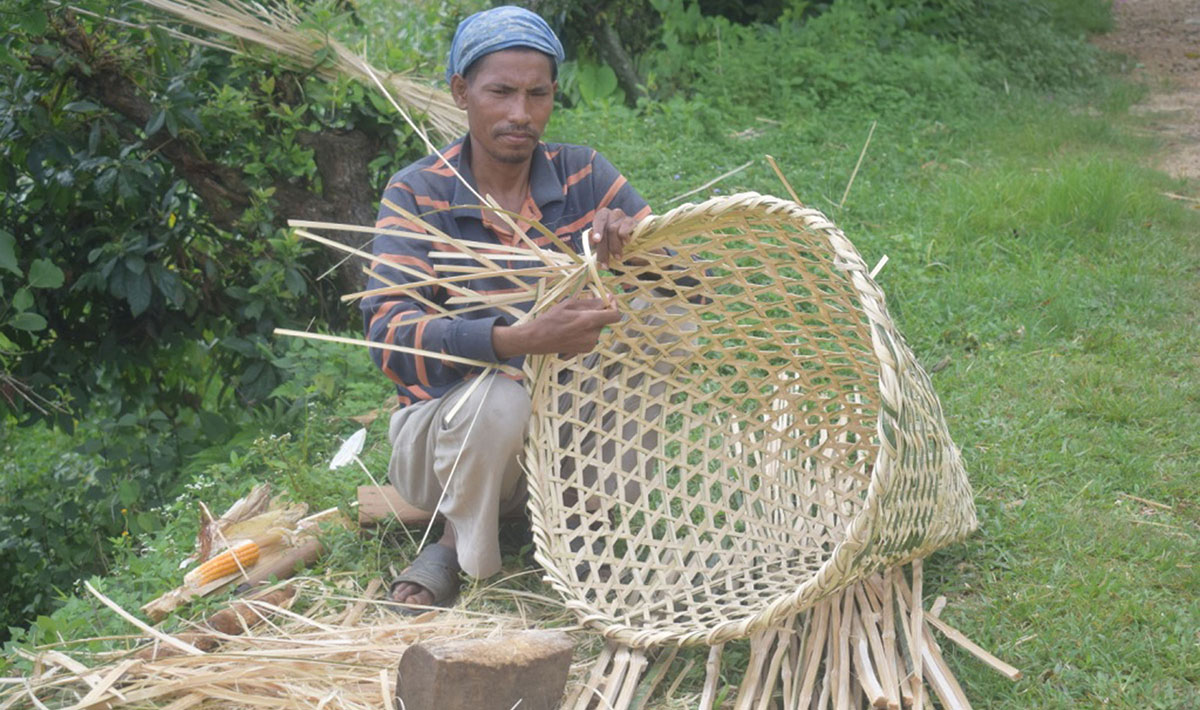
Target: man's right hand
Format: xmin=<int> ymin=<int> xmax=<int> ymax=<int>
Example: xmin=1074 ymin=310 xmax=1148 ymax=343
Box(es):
xmin=492 ymin=297 xmax=621 ymax=359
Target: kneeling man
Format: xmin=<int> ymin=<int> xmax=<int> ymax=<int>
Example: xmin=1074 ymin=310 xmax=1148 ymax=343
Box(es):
xmin=362 ymin=5 xmax=650 ymax=607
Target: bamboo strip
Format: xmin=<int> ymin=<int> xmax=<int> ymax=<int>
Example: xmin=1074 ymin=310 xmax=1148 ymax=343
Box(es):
xmin=445 ymin=291 xmax=536 ymax=307
xmin=65 ymin=658 xmax=137 ymax=710
xmin=697 ymin=644 xmax=724 ymax=710
xmin=341 ymin=262 xmax=570 ymax=302
xmin=662 ymin=657 xmax=694 ymax=702
xmin=568 ymin=643 xmax=615 ymax=710
xmin=839 ymin=121 xmax=877 ymax=208
xmin=764 ymin=154 xmax=804 ymax=207
xmin=601 ymin=647 xmax=634 ymax=710
xmin=754 ymin=629 xmax=791 ymax=710
xmin=359 ymin=265 xmax=451 ymax=318
xmin=924 ymin=613 xmax=1022 ymax=681
xmin=430 ymin=252 xmax=549 ymax=262
xmin=271 ymin=329 xmax=521 ymax=376
xmin=795 ymin=602 xmax=830 ymax=709
xmin=850 ymin=614 xmax=887 ymax=708
xmin=854 ymin=585 xmax=898 ymax=709
xmin=909 ymin=560 xmax=925 ymax=709
xmin=836 ymin=592 xmax=852 ymax=709
xmin=918 ymin=639 xmax=971 ymax=710
xmin=665 ymin=160 xmax=755 ymax=205
xmin=732 ymin=630 xmax=772 ymax=710
xmin=612 ymin=649 xmax=648 ymax=710
xmin=84 ymin=582 xmax=203 ymax=657
xmin=628 ymin=647 xmax=679 ymax=710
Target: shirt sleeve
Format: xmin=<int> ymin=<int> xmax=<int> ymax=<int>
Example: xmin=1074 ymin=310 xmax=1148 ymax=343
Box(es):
xmin=591 ymin=151 xmax=652 ymax=222
xmin=361 ymin=177 xmax=502 ymax=392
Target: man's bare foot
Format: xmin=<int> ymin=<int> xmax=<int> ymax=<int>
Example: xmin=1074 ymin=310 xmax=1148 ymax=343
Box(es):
xmin=389 ymin=576 xmax=439 ymax=605
xmin=388 ymin=530 xmax=460 ymax=609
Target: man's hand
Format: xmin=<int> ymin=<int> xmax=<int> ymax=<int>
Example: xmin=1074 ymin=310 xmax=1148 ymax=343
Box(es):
xmin=493 ymin=297 xmax=621 ymax=359
xmin=590 ymin=208 xmax=640 ymax=268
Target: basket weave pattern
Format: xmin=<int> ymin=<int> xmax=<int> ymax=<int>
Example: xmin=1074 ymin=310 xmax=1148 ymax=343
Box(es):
xmin=524 ymin=193 xmax=977 ymax=648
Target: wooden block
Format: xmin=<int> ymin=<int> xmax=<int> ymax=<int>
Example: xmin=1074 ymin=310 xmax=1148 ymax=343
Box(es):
xmin=396 ymin=631 xmax=574 ymax=710
xmin=357 ymin=486 xmax=526 ymax=527
xmin=357 ymin=485 xmax=436 ymax=526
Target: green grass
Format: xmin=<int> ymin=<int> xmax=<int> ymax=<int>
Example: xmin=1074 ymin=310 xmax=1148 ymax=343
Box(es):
xmin=543 ymin=74 xmax=1199 ymax=707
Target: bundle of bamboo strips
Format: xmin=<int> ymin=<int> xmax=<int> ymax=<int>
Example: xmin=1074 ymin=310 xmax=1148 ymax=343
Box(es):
xmin=567 ymin=561 xmax=1021 ymax=710
xmin=131 ymin=0 xmax=466 ymax=141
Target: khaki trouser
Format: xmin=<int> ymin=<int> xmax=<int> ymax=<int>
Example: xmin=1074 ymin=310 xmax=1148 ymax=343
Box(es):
xmin=387 ymin=374 xmax=530 ymax=578
xmin=386 ymin=300 xmax=688 ymax=579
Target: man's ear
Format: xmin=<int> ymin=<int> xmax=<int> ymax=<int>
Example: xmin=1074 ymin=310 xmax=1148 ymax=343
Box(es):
xmin=450 ymin=74 xmax=469 ymax=109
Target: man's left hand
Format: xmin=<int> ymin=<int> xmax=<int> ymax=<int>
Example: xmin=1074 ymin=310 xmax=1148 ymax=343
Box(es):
xmin=590 ymin=208 xmax=640 ymax=268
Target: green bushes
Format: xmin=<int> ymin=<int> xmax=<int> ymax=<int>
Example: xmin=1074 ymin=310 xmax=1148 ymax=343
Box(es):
xmin=0 ymin=0 xmax=433 ymax=637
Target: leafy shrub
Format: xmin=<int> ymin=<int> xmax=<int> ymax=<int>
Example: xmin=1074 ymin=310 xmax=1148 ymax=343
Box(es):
xmin=0 ymin=0 xmax=428 ymax=636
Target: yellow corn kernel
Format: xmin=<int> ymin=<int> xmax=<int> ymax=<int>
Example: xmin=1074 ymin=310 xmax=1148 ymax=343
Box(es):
xmin=184 ymin=540 xmax=260 ymax=588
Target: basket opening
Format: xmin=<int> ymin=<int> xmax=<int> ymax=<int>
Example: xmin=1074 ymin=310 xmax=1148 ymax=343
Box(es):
xmin=528 ymin=213 xmax=884 ymax=635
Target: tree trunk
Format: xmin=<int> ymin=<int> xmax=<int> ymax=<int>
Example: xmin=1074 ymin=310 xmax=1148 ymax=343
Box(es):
xmin=594 ymin=17 xmax=645 ymax=107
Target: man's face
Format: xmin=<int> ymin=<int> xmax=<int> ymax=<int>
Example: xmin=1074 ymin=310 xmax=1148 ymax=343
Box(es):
xmin=451 ymin=48 xmax=556 ymax=166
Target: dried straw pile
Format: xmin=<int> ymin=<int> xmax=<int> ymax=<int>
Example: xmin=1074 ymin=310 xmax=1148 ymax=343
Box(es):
xmin=0 ymin=577 xmax=576 ymax=710
xmin=132 ymin=0 xmax=466 ymax=141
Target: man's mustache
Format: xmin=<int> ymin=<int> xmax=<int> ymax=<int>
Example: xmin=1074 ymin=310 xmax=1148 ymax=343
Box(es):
xmin=494 ymin=125 xmax=538 ymax=140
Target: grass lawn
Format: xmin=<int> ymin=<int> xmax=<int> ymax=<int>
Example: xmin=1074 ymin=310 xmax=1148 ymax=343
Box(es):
xmin=543 ymin=77 xmax=1199 ymax=707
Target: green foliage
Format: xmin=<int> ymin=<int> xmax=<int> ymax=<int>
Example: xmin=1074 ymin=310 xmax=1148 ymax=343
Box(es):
xmin=0 ymin=0 xmax=431 ymax=636
xmin=560 ymin=59 xmax=622 ymax=107
xmin=0 ymin=334 xmax=394 ymax=644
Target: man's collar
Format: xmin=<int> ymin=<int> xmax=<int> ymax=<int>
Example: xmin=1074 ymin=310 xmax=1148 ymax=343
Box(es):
xmin=449 ymin=136 xmax=565 ymax=218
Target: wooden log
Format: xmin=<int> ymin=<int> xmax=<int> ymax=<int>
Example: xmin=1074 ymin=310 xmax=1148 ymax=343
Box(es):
xmin=395 ymin=631 xmax=574 ymax=710
xmin=235 ymin=536 xmax=323 ymax=591
xmin=358 ymin=485 xmax=531 ymax=527
xmin=134 ymin=586 xmax=297 ymax=661
xmin=357 ymin=485 xmax=436 ymax=526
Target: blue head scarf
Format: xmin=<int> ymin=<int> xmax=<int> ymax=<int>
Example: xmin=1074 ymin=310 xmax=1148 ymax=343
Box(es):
xmin=444 ymin=5 xmax=565 ymax=84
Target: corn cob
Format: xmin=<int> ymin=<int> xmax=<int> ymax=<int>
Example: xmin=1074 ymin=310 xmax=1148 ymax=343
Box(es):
xmin=184 ymin=540 xmax=260 ymax=588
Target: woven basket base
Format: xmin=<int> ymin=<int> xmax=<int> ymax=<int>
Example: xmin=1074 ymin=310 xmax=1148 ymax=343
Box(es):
xmin=564 ymin=560 xmax=1019 ymax=710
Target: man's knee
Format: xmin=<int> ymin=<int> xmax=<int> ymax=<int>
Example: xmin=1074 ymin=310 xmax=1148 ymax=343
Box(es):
xmin=450 ymin=376 xmax=531 ymax=448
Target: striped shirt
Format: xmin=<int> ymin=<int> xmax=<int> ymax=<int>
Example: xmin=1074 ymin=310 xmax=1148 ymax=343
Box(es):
xmin=363 ymin=136 xmax=651 ymax=407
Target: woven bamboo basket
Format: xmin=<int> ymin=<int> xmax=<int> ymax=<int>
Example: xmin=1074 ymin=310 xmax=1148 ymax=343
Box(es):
xmin=524 ymin=192 xmax=978 ymax=651
xmin=278 ymin=190 xmax=1011 ymax=708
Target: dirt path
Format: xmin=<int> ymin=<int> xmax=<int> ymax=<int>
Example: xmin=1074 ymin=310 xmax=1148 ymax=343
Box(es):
xmin=1094 ymin=0 xmax=1200 ymax=182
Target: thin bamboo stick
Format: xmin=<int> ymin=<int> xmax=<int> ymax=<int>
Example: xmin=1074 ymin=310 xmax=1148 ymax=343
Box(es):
xmin=892 ymin=576 xmax=1022 ymax=682
xmin=569 ymin=644 xmax=616 ymax=710
xmin=854 ymin=584 xmax=897 ymax=707
xmin=341 ymin=262 xmax=570 ymax=302
xmin=272 ymin=329 xmax=521 ymax=375
xmin=909 ymin=560 xmax=925 ymax=709
xmin=850 ymin=614 xmax=887 ymax=708
xmin=836 ymin=592 xmax=853 ymax=709
xmin=628 ymin=647 xmax=678 ymax=710
xmin=795 ymin=602 xmax=830 ymax=709
xmin=665 ymin=160 xmax=755 ymax=205
xmin=613 ymin=649 xmax=649 ymax=710
xmin=733 ymin=631 xmax=771 ymax=710
xmin=697 ymin=644 xmax=724 ymax=710
xmin=662 ymin=657 xmax=694 ymax=702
